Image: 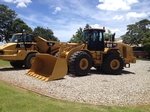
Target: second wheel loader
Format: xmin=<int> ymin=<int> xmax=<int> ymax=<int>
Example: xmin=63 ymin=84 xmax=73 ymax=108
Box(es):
xmin=27 ymin=27 xmax=136 ymax=81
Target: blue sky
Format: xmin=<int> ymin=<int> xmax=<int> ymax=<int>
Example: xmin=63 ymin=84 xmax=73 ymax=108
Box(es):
xmin=1 ymin=0 xmax=150 ymax=42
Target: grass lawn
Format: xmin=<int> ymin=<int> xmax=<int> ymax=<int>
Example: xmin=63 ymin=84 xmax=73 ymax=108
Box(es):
xmin=0 ymin=60 xmax=150 ymax=112
xmin=0 ymin=60 xmax=10 ymax=67
xmin=0 ymin=81 xmax=150 ymax=112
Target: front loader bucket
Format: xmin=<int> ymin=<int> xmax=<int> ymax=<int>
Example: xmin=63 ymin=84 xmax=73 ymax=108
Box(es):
xmin=27 ymin=54 xmax=68 ymax=81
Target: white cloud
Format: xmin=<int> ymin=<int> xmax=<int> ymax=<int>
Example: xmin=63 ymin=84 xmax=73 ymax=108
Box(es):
xmin=3 ymin=0 xmax=32 ymax=8
xmin=17 ymin=2 xmax=26 ymax=8
xmin=104 ymin=26 xmax=123 ymax=37
xmin=126 ymin=12 xmax=149 ymax=20
xmin=92 ymin=24 xmax=101 ymax=28
xmin=113 ymin=15 xmax=124 ymax=20
xmin=52 ymin=7 xmax=61 ymax=14
xmin=96 ymin=0 xmax=139 ymax=11
xmin=104 ymin=27 xmax=119 ymax=33
xmin=91 ymin=25 xmax=121 ymax=37
xmin=110 ymin=28 xmax=120 ymax=33
xmin=3 ymin=0 xmax=13 ymax=2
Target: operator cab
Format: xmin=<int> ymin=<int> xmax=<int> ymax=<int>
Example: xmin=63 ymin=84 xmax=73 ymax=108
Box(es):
xmin=10 ymin=33 xmax=35 ymax=43
xmin=83 ymin=28 xmax=105 ymax=51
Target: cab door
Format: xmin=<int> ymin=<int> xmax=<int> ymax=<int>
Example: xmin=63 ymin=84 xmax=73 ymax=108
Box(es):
xmin=88 ymin=30 xmax=104 ymax=51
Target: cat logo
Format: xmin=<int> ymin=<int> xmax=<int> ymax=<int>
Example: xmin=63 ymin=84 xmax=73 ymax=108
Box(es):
xmin=106 ymin=43 xmax=117 ymax=48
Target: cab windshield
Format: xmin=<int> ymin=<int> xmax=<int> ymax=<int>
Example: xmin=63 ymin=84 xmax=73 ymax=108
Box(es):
xmin=10 ymin=34 xmax=34 ymax=43
xmin=82 ymin=30 xmax=90 ymax=41
xmin=82 ymin=30 xmax=104 ymax=42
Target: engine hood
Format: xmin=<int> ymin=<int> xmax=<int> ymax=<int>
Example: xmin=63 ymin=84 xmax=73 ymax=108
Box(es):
xmin=0 ymin=43 xmax=17 ymax=50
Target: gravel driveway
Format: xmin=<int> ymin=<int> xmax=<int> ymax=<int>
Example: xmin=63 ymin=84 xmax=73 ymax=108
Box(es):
xmin=0 ymin=60 xmax=150 ymax=106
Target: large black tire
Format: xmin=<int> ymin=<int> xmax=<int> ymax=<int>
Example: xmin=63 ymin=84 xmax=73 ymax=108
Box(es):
xmin=102 ymin=54 xmax=124 ymax=75
xmin=69 ymin=51 xmax=92 ymax=76
xmin=10 ymin=61 xmax=23 ymax=68
xmin=24 ymin=53 xmax=36 ymax=69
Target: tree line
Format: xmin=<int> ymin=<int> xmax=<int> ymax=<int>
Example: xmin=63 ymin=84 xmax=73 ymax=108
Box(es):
xmin=121 ymin=19 xmax=150 ymax=57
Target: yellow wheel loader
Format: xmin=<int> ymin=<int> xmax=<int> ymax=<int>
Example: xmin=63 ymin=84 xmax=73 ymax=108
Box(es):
xmin=27 ymin=27 xmax=136 ymax=81
xmin=0 ymin=33 xmax=61 ymax=68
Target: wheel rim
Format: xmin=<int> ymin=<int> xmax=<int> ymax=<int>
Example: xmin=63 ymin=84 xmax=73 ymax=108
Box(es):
xmin=30 ymin=57 xmax=35 ymax=65
xmin=110 ymin=59 xmax=120 ymax=70
xmin=79 ymin=58 xmax=88 ymax=70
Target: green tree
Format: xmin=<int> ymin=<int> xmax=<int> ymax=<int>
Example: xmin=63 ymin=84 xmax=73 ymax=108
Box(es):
xmin=69 ymin=24 xmax=91 ymax=43
xmin=122 ymin=19 xmax=150 ymax=58
xmin=33 ymin=26 xmax=58 ymax=41
xmin=122 ymin=19 xmax=150 ymax=46
xmin=69 ymin=27 xmax=83 ymax=43
xmin=142 ymin=37 xmax=150 ymax=52
xmin=0 ymin=4 xmax=17 ymax=42
xmin=11 ymin=18 xmax=32 ymax=33
xmin=85 ymin=24 xmax=92 ymax=29
xmin=104 ymin=29 xmax=113 ymax=40
xmin=121 ymin=35 xmax=131 ymax=44
xmin=142 ymin=30 xmax=150 ymax=58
